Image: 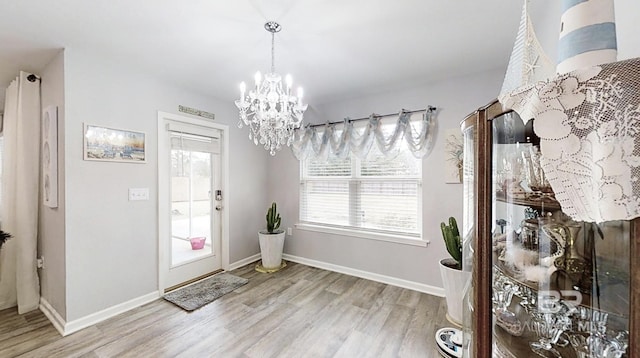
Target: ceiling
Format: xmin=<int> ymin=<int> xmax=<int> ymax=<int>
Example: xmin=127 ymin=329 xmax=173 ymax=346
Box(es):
xmin=0 ymin=0 xmax=559 ymax=111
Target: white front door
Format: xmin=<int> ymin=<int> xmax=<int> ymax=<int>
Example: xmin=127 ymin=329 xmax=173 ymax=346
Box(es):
xmin=158 ymin=115 xmax=225 ymax=290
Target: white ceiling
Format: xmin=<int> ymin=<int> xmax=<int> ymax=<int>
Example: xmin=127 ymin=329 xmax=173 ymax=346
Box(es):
xmin=0 ymin=0 xmax=560 ymax=110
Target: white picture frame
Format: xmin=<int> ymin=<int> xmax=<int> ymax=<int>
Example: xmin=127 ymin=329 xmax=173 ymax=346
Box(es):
xmin=42 ymin=106 xmax=58 ymax=208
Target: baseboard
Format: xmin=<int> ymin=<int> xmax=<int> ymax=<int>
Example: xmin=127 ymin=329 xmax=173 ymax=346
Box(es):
xmin=282 ymin=254 xmax=445 ymax=297
xmin=39 ymin=298 xmax=66 ymax=336
xmin=63 ymin=291 xmax=160 ymax=336
xmin=228 ymin=253 xmax=261 ymax=271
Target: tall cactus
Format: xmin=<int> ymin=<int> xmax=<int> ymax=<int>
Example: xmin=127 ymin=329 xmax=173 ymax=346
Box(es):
xmin=440 ymin=217 xmax=462 ymax=269
xmin=266 ymin=202 xmax=281 ymax=234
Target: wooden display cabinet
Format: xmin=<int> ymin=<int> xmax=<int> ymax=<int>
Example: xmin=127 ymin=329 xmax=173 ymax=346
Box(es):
xmin=459 ymin=100 xmax=640 ymax=357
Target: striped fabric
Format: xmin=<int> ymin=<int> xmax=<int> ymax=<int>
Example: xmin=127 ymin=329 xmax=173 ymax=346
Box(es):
xmin=557 ymin=0 xmax=617 ymax=73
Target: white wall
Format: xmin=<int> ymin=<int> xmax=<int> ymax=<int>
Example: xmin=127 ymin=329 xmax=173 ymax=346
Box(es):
xmin=39 ymin=50 xmax=67 ymax=318
xmin=268 ymin=69 xmax=504 ymax=289
xmin=616 ymin=0 xmax=640 ymax=60
xmin=63 ymin=48 xmax=268 ymax=321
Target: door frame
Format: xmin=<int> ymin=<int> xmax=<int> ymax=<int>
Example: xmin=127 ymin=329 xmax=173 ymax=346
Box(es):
xmin=157 ymin=111 xmax=230 ymax=294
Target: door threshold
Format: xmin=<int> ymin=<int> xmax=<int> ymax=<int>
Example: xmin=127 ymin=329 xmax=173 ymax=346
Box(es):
xmin=164 ymin=268 xmax=224 ymax=293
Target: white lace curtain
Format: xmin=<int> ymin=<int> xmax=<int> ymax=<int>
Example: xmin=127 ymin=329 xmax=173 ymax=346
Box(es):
xmin=291 ymin=108 xmax=436 ymax=161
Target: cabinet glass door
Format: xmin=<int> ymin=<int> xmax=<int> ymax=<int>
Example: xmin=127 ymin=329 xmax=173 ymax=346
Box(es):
xmin=490 ymin=111 xmax=630 ymax=357
xmin=461 ymin=116 xmax=476 ymax=358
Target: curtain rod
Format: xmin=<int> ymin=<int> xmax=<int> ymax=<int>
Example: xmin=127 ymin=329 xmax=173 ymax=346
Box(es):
xmin=305 ymin=106 xmax=436 ymax=128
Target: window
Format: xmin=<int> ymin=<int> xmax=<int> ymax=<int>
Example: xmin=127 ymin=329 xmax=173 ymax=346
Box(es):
xmin=299 ymin=122 xmax=422 ymax=241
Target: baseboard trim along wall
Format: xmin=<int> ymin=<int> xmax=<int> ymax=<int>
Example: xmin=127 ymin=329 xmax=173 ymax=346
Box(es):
xmin=228 ymin=253 xmax=261 ymax=271
xmin=39 ymin=252 xmax=262 ymax=337
xmin=282 ymin=254 xmax=445 ymax=298
xmin=39 ymin=298 xmax=66 ymax=336
xmin=40 ymin=291 xmax=160 ymax=336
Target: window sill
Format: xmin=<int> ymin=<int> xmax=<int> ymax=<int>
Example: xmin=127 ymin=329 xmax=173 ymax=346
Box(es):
xmin=295 ymin=223 xmax=428 ymax=247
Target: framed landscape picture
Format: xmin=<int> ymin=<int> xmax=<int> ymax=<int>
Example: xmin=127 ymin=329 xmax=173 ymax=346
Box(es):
xmin=83 ymin=124 xmax=146 ymax=163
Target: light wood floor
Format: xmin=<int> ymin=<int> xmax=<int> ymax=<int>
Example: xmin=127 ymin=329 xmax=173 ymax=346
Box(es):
xmin=0 ymin=262 xmax=449 ymax=357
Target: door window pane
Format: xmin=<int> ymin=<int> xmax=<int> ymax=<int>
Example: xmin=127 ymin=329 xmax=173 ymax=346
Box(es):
xmin=171 ymin=148 xmax=213 ymax=265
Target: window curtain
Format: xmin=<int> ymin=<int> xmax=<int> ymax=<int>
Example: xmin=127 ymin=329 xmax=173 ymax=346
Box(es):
xmin=291 ymin=108 xmax=436 ymax=161
xmin=0 ymin=71 xmax=41 ymax=313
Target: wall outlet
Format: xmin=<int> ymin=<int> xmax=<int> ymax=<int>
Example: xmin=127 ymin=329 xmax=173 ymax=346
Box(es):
xmin=37 ymin=256 xmax=44 ymax=269
xmin=129 ymin=188 xmax=149 ymax=201
xmin=287 ymin=227 xmax=293 ymax=236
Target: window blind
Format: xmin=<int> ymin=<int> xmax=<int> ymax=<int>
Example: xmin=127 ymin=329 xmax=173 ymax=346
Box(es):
xmin=170 ymin=132 xmax=220 ymax=154
xmin=300 ymin=137 xmax=421 ymax=237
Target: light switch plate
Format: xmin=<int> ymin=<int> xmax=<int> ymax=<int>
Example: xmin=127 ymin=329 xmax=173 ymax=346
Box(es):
xmin=129 ymin=188 xmax=149 ymax=201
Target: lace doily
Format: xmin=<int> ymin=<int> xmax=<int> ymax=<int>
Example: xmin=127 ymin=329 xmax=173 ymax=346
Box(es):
xmin=499 ymin=57 xmax=640 ymax=222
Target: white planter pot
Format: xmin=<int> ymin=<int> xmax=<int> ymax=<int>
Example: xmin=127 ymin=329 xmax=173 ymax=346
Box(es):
xmin=439 ymin=258 xmax=470 ymax=327
xmin=258 ymin=231 xmax=285 ymax=269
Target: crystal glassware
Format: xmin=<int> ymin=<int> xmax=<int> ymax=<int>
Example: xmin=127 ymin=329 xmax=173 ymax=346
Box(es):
xmin=529 ymin=306 xmax=572 ymax=357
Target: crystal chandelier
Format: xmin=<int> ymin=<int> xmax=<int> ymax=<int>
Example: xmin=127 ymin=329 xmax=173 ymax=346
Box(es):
xmin=235 ymin=21 xmax=308 ymax=156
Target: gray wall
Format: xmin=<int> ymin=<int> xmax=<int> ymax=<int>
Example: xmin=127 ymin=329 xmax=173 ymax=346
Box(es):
xmin=39 ymin=50 xmax=67 ymax=318
xmin=62 ymin=48 xmax=268 ymax=321
xmin=268 ymin=68 xmax=504 ymax=288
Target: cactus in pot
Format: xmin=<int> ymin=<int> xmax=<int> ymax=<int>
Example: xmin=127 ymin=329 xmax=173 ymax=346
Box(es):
xmin=439 ymin=216 xmax=468 ymax=326
xmin=0 ymin=230 xmax=11 ymax=251
xmin=266 ymin=202 xmax=282 ymax=234
xmin=441 ymin=217 xmax=462 ymax=270
xmin=258 ymin=202 xmax=286 ymax=272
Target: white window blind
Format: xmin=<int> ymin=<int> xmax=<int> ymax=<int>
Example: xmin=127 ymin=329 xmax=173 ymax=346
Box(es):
xmin=300 ymin=123 xmax=422 ymax=238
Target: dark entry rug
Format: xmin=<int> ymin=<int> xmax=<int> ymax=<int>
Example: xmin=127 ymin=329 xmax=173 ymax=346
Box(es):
xmin=163 ymin=272 xmax=248 ymax=311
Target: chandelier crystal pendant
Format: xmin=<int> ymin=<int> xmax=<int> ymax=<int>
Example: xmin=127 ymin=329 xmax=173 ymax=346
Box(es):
xmin=235 ymin=21 xmax=308 ymax=156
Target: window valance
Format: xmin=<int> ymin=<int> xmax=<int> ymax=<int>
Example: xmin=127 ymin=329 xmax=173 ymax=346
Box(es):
xmin=291 ymin=107 xmax=437 ymax=161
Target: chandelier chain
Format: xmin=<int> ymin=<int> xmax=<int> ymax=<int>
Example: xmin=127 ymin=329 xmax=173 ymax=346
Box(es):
xmin=271 ymin=32 xmax=275 ymax=74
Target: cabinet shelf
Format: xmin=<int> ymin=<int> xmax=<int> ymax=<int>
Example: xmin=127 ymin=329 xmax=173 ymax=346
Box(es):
xmin=495 ymin=192 xmax=561 ymax=211
xmin=493 ymin=258 xmax=629 ymax=318
xmin=494 ymin=319 xmax=578 ymax=358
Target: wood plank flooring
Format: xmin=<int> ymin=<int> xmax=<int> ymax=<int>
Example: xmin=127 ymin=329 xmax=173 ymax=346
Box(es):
xmin=0 ymin=262 xmax=450 ymax=357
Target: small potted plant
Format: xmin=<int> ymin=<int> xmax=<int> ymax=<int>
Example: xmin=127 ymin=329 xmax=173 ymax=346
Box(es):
xmin=439 ymin=217 xmax=469 ymax=327
xmin=257 ymin=202 xmax=286 ymax=272
xmin=0 ymin=230 xmax=11 ymax=251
